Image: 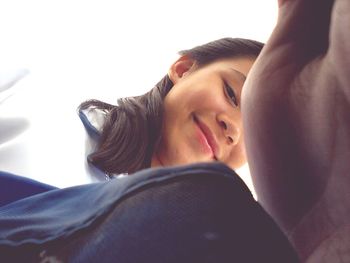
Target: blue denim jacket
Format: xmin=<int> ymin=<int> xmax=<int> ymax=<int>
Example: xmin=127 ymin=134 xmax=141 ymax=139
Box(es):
xmin=0 ymin=162 xmax=299 ymax=262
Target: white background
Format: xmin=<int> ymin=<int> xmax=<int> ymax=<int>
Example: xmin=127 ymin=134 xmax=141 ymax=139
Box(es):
xmin=0 ymin=0 xmax=278 ymax=191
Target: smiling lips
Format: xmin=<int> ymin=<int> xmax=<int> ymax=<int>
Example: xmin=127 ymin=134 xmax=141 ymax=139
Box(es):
xmin=193 ymin=115 xmax=219 ymax=160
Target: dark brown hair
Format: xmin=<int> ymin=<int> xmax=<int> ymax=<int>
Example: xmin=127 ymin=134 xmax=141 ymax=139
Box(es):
xmin=79 ymin=38 xmax=264 ymax=176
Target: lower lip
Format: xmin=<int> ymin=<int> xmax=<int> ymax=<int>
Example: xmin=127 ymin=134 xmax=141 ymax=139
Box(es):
xmin=194 ymin=121 xmax=215 ymax=157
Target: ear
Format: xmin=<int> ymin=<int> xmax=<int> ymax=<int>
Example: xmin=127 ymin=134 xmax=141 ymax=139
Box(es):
xmin=168 ymin=55 xmax=196 ymax=84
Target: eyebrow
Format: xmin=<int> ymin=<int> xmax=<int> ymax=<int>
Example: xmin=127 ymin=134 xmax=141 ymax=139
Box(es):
xmin=229 ymin=68 xmax=246 ymax=82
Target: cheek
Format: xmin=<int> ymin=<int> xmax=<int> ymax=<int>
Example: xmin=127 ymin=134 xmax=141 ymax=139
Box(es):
xmin=225 ymin=118 xmax=247 ymax=169
xmin=226 ymin=145 xmax=246 ymax=170
xmin=156 ymin=114 xmax=193 ymax=164
xmin=234 ymin=137 xmax=247 ymax=168
xmin=156 ymin=131 xmax=195 ymax=166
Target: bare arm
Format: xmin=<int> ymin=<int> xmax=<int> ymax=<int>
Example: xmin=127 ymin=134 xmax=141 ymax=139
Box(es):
xmin=242 ymin=0 xmax=350 ymax=261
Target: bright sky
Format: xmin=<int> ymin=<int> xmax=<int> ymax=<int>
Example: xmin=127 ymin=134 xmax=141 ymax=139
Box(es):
xmin=0 ymin=0 xmax=278 ymax=190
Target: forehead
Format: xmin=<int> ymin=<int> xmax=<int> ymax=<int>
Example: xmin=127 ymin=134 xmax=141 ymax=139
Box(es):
xmin=199 ymin=56 xmax=256 ymax=77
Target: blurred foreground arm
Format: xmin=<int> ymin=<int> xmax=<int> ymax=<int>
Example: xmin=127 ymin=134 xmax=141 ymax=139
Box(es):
xmin=242 ymin=0 xmax=350 ymax=261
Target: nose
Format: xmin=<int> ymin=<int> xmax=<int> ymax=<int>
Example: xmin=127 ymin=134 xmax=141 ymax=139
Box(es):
xmin=217 ymin=114 xmax=239 ymax=145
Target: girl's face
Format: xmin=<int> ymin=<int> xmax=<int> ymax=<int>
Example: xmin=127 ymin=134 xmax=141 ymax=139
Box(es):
xmin=151 ymin=56 xmax=256 ymax=170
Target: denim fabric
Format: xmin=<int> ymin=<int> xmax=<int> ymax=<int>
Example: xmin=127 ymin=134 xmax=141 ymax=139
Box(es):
xmin=0 ymin=171 xmax=57 ymax=207
xmin=0 ymin=162 xmax=299 ymax=262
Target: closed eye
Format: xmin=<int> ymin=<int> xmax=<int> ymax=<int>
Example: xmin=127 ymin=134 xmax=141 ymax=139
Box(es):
xmin=223 ymin=81 xmax=238 ymax=107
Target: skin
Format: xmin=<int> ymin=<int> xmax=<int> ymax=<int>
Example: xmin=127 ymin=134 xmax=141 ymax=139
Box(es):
xmin=242 ymin=0 xmax=350 ymax=262
xmin=151 ymin=56 xmax=256 ymax=170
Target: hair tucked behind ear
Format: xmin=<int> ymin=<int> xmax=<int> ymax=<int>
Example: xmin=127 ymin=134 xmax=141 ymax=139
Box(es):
xmin=78 ymin=38 xmax=264 ymax=176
